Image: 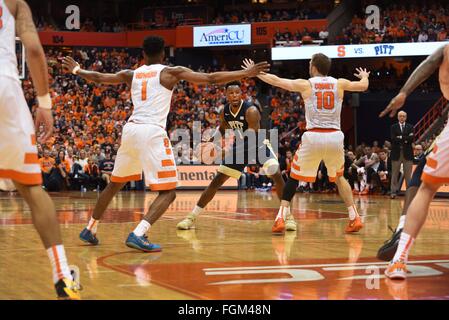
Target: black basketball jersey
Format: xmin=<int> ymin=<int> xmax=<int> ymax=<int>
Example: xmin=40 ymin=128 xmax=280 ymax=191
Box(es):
xmin=223 ymin=100 xmax=253 ymax=135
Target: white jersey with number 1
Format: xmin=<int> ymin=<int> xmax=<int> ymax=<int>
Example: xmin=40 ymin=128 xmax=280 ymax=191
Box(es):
xmin=111 ymin=63 xmax=178 ymax=191
xmin=128 ymin=64 xmax=173 ymax=129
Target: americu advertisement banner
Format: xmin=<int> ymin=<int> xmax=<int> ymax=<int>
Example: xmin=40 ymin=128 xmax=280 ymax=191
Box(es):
xmin=193 ymin=24 xmax=251 ymax=47
xmin=177 ymin=165 xmax=238 ymax=189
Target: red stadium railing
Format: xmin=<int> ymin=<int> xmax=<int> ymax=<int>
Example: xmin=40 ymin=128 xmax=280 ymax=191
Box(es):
xmin=414 ymin=96 xmax=448 ymax=141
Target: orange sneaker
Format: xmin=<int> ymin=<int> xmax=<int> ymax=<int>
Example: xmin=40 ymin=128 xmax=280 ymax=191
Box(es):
xmin=345 ymin=216 xmax=363 ymax=233
xmin=352 ymin=189 xmax=359 ymax=195
xmin=385 ymin=260 xmax=408 ymax=280
xmin=272 ymin=217 xmax=285 ymax=234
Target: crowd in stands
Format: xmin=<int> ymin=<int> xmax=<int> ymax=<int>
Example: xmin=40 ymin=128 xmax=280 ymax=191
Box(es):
xmin=336 ymin=1 xmax=449 ymax=45
xmin=273 ymin=27 xmax=329 ymax=47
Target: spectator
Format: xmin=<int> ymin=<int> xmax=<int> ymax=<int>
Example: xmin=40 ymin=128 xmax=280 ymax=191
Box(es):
xmin=413 ymin=144 xmax=424 ymax=163
xmin=39 ymin=149 xmax=55 ymax=188
xmin=99 ymin=153 xmax=115 ymax=187
xmin=390 ymin=111 xmax=414 ymax=199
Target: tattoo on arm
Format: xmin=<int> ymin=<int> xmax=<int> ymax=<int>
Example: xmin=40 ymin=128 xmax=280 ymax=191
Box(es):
xmin=15 ymin=0 xmax=38 ymax=38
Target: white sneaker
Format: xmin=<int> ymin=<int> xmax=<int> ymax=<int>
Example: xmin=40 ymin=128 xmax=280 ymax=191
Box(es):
xmin=285 ymin=214 xmax=297 ymax=231
xmin=177 ymin=213 xmax=196 ymax=230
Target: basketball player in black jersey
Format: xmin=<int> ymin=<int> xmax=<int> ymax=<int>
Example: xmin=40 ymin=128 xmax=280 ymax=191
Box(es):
xmin=177 ymin=81 xmax=291 ymax=230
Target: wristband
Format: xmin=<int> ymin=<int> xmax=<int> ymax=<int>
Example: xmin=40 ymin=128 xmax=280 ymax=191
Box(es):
xmin=37 ymin=94 xmax=52 ymax=110
xmin=73 ymin=65 xmax=80 ymax=75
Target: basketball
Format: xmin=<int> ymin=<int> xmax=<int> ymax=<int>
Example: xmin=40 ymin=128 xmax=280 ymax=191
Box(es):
xmin=198 ymin=142 xmax=219 ymax=164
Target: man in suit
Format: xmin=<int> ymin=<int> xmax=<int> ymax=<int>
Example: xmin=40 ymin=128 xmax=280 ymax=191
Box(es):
xmin=390 ymin=111 xmax=414 ymax=198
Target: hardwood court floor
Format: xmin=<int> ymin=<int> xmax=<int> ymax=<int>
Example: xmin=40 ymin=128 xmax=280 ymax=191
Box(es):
xmin=1 ymin=190 xmax=449 ymax=300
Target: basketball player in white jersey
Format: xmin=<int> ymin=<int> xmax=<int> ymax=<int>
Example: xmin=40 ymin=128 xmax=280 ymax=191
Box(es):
xmin=0 ymin=0 xmax=80 ymax=299
xmin=380 ymin=44 xmax=449 ymax=279
xmin=243 ymin=55 xmax=369 ymax=234
xmin=63 ymin=36 xmax=269 ymax=252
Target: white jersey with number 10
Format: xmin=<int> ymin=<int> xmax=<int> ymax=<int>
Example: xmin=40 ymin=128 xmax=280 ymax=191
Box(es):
xmin=304 ymin=76 xmax=342 ymax=130
xmin=128 ymin=64 xmax=173 ymax=129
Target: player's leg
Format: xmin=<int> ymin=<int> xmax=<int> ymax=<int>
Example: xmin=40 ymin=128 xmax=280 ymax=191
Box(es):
xmin=386 ymin=129 xmax=448 ymax=279
xmin=125 ymin=126 xmax=177 ymax=252
xmin=0 ymin=81 xmax=79 ymax=299
xmin=325 ymin=131 xmax=363 ymax=233
xmin=13 ymin=182 xmax=80 ymax=299
xmin=377 ymin=155 xmax=425 ymax=261
xmin=177 ymin=172 xmax=230 ymax=230
xmin=80 ymin=124 xmax=141 ymax=245
xmin=273 ymin=134 xmax=318 ymax=234
xmin=385 ymin=181 xmax=440 ymax=279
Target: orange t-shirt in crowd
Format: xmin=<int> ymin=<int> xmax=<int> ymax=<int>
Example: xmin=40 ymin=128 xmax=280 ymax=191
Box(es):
xmin=39 ymin=157 xmax=55 ymax=173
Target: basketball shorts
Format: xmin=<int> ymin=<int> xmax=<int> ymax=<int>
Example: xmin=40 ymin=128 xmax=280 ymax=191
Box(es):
xmin=0 ymin=76 xmax=42 ymax=185
xmin=290 ymin=129 xmax=345 ymax=183
xmin=218 ymin=139 xmax=278 ymax=179
xmin=422 ymin=122 xmax=449 ymax=185
xmin=111 ymin=122 xmax=177 ymax=191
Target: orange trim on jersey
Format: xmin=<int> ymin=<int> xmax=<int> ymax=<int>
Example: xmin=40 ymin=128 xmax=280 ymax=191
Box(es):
xmin=426 ymin=157 xmax=438 ymax=169
xmin=51 ymin=246 xmax=63 ymax=280
xmin=0 ymin=169 xmax=42 ymax=185
xmin=293 ymin=154 xmax=299 ymax=161
xmin=149 ymin=182 xmax=177 ymax=191
xmin=165 ymin=149 xmax=172 ymax=155
xmin=110 ymin=174 xmax=142 ymax=182
xmin=157 ymin=170 xmax=177 ymax=179
xmin=24 ymin=153 xmax=39 ymax=164
xmin=421 ymin=172 xmax=449 ymax=184
xmin=308 ymin=128 xmax=339 ymax=133
xmin=291 ymin=162 xmax=300 ymax=171
xmin=161 ymin=159 xmax=174 ymax=167
xmin=290 ymin=171 xmax=316 ymax=182
xmin=433 ymin=145 xmax=438 ymax=154
xmin=31 ymin=134 xmax=37 ymax=146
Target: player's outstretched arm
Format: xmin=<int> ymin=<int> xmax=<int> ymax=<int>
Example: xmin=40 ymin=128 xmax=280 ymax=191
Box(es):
xmin=62 ymin=57 xmax=133 ymax=86
xmin=242 ymin=59 xmax=307 ymax=93
xmin=14 ymin=0 xmax=53 ymax=142
xmin=338 ymin=67 xmax=370 ymax=92
xmin=380 ymin=45 xmax=446 ymax=118
xmin=164 ymin=61 xmax=270 ymax=86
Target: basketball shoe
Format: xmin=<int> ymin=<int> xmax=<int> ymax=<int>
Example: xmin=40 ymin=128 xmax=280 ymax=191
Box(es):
xmin=385 ymin=260 xmax=408 ymax=280
xmin=125 ymin=233 xmax=162 ymax=252
xmin=177 ymin=213 xmax=196 ymax=230
xmin=272 ymin=216 xmax=285 ymax=234
xmin=377 ymin=227 xmax=402 ymax=261
xmin=345 ymin=216 xmax=363 ymax=233
xmin=79 ymin=227 xmax=99 ymax=245
xmin=55 ymin=267 xmax=81 ymax=300
xmin=285 ymin=214 xmax=297 ymax=231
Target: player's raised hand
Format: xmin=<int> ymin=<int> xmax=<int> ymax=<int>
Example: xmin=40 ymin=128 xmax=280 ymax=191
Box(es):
xmin=242 ymin=59 xmax=270 ymax=77
xmin=379 ymin=92 xmax=407 ymax=118
xmin=62 ymin=56 xmax=81 ymax=74
xmin=354 ymin=67 xmax=370 ymax=79
xmin=34 ymin=108 xmax=54 ymax=144
xmin=241 ymin=58 xmax=255 ymax=70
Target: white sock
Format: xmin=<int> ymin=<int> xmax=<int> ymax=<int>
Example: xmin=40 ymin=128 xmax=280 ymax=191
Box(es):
xmin=348 ymin=205 xmax=359 ymax=220
xmin=47 ymin=245 xmax=72 ymax=284
xmin=354 ymin=182 xmax=359 ymax=191
xmin=276 ymin=206 xmax=289 ymax=221
xmin=133 ymin=220 xmax=151 ymax=237
xmin=397 ymin=215 xmax=406 ymax=231
xmin=87 ymin=217 xmax=99 ymax=234
xmin=393 ymin=232 xmax=414 ymax=263
xmin=191 ymin=205 xmax=204 ymax=218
